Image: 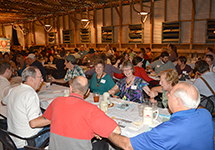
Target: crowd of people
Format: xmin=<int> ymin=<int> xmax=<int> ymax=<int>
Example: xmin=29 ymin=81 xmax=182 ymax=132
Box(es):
xmin=0 ymin=44 xmax=215 ymax=149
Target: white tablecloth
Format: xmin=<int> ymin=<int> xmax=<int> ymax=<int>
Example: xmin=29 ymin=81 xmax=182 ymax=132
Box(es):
xmin=38 ymin=83 xmax=69 ymax=109
xmin=84 ymin=94 xmax=170 ymax=137
xmin=39 ymin=86 xmax=171 ymax=137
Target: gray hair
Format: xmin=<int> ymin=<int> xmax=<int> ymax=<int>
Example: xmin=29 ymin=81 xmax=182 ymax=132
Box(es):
xmin=22 ymin=66 xmax=39 ymax=82
xmin=173 ymin=82 xmax=200 ymax=108
xmin=122 ymin=60 xmax=135 ymax=73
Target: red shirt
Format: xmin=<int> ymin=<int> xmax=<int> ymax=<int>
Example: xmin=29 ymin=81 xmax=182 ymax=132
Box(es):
xmin=114 ymin=66 xmax=154 ymax=83
xmin=43 ymin=93 xmax=117 ymax=140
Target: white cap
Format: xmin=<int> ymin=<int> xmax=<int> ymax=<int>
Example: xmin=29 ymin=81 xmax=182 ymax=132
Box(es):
xmin=26 ymin=53 xmax=36 ymax=59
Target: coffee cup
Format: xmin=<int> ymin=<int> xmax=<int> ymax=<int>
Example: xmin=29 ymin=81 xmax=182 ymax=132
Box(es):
xmin=103 ymin=92 xmax=110 ymax=104
xmin=100 ymin=101 xmax=108 ymax=114
xmin=143 ymin=106 xmax=159 ymax=125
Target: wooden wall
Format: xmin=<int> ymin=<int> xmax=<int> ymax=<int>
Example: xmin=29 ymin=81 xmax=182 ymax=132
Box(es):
xmin=1 ymin=0 xmax=215 ymax=55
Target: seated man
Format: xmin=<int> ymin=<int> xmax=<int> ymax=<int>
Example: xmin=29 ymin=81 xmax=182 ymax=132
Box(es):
xmin=193 ymin=60 xmax=215 ymax=97
xmin=108 ymin=82 xmax=214 ymax=150
xmin=3 ymin=66 xmax=51 ymax=149
xmin=0 ymin=61 xmax=12 ymax=106
xmin=78 ymin=45 xmax=88 ymax=58
xmin=50 ymin=55 xmax=85 ymax=84
xmin=26 ymin=53 xmax=47 ymax=82
xmin=82 ymin=48 xmax=99 ymax=67
xmin=43 ymin=76 xmax=121 ymax=150
xmin=147 ymin=51 xmax=176 ymax=74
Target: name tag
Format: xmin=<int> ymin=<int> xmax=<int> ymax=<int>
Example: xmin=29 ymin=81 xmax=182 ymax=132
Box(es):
xmin=182 ymin=71 xmax=187 ymax=74
xmin=101 ymin=79 xmax=106 ymax=84
xmin=131 ymin=85 xmax=137 ymax=90
xmin=156 ymin=65 xmax=160 ymax=68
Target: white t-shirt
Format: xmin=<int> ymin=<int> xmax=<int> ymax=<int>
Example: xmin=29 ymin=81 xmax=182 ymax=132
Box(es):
xmin=4 ymin=83 xmax=42 ymax=148
xmin=0 ymin=75 xmax=11 ymax=102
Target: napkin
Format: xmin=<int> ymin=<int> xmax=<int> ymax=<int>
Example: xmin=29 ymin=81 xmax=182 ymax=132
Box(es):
xmin=128 ymin=122 xmax=144 ymax=131
xmin=117 ymin=103 xmax=133 ymax=110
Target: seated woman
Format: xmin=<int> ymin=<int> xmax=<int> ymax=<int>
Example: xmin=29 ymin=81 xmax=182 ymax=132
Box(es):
xmin=89 ymin=59 xmax=115 ymax=95
xmin=16 ymin=54 xmax=27 ymax=76
xmin=175 ymin=56 xmax=192 ymax=77
xmin=132 ymin=56 xmax=154 ymax=83
xmin=149 ymin=69 xmax=179 ymax=108
xmin=205 ymin=54 xmax=215 ymax=73
xmin=114 ymin=52 xmax=130 ymax=69
xmin=113 ymin=57 xmax=154 ymax=83
xmin=109 ymin=60 xmax=150 ymax=103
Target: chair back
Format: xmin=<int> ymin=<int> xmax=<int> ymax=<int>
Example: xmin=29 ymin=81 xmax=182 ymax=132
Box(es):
xmin=0 ymin=128 xmax=18 ymax=150
xmin=200 ymin=95 xmax=215 ymax=114
xmin=0 ymin=113 xmax=7 ymax=130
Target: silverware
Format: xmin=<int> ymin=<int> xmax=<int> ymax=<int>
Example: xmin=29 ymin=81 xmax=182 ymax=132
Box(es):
xmin=112 ymin=117 xmax=132 ymax=123
xmin=118 ymin=124 xmax=125 ymax=128
xmin=121 ymin=119 xmax=132 ymax=123
xmin=130 ymin=107 xmax=135 ymax=112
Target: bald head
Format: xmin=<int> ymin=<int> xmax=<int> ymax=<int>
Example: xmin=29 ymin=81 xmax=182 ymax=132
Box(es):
xmin=172 ymin=82 xmax=200 ymax=109
xmin=69 ymin=76 xmax=89 ymax=96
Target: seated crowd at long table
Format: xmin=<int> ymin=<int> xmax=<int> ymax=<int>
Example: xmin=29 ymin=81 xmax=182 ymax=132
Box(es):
xmin=0 ymin=45 xmax=215 ymax=149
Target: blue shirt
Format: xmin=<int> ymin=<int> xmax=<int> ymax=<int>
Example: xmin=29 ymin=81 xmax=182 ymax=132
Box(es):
xmin=130 ymin=109 xmax=214 ymax=150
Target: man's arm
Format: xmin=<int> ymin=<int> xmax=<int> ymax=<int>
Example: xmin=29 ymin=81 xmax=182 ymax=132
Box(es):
xmin=110 ymin=65 xmax=121 ymax=74
xmin=85 ymin=68 xmax=95 ymax=76
xmin=29 ymin=116 xmax=51 ymax=128
xmin=108 ymin=133 xmax=134 ymax=150
xmin=50 ymin=76 xmax=67 ymax=84
xmin=112 ymin=125 xmax=121 ymax=134
xmin=108 ymin=84 xmax=120 ymax=97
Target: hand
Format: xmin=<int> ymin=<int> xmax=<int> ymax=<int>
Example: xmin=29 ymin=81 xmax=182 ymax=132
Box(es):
xmin=49 ymin=76 xmax=56 ymax=82
xmin=148 ymin=90 xmax=158 ymax=99
xmin=149 ymin=98 xmax=157 ymax=104
xmin=94 ymin=134 xmax=102 ymax=140
xmin=112 ymin=95 xmax=119 ymax=98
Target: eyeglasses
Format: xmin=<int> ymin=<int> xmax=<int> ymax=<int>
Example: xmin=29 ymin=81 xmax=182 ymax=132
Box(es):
xmin=36 ymin=76 xmax=43 ymax=79
xmin=122 ymin=68 xmax=132 ymax=72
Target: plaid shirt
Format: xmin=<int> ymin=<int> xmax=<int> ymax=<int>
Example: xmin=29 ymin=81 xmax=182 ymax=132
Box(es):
xmin=64 ymin=65 xmax=86 ymax=82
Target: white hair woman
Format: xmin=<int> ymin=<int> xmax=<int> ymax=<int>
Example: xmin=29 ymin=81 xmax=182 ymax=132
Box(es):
xmin=108 ymin=60 xmax=150 ymax=103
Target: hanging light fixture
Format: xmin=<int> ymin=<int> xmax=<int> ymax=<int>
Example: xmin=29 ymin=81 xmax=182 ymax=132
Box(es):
xmin=132 ymin=0 xmax=150 ymax=23
xmin=139 ymin=11 xmax=148 ymax=16
xmin=81 ymin=18 xmax=89 ymax=22
xmin=37 ymin=20 xmax=53 ymax=32
xmin=81 ymin=8 xmax=92 ymax=28
xmin=44 ymin=24 xmax=53 ymax=32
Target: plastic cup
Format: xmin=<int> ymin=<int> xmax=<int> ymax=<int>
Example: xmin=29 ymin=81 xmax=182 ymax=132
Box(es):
xmin=46 ymin=82 xmax=51 ymax=90
xmin=93 ymin=93 xmax=100 ymax=102
xmin=138 ymin=104 xmax=145 ymax=117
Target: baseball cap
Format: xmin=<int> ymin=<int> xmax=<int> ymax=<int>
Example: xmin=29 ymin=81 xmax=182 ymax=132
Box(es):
xmin=88 ymin=48 xmax=95 ymax=54
xmin=64 ymin=54 xmax=76 ymax=64
xmin=26 ymin=53 xmax=36 ymax=59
